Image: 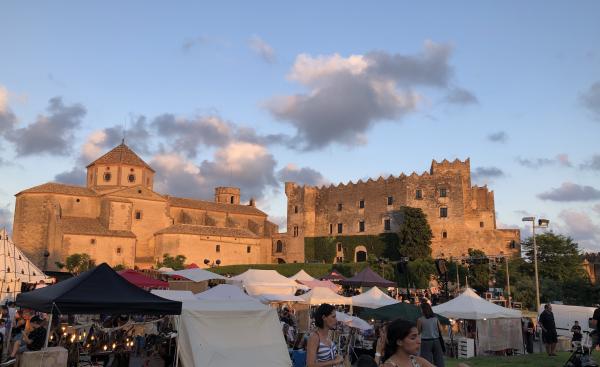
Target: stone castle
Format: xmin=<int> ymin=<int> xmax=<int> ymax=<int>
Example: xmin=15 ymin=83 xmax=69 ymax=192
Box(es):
xmin=272 ymin=158 xmax=520 ymax=264
xmin=12 ymin=143 xmax=277 ymax=270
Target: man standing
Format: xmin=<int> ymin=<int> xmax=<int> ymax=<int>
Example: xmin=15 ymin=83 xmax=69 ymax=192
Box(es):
xmin=591 ymin=304 xmax=600 ymax=352
xmin=539 ymin=304 xmax=558 ymax=356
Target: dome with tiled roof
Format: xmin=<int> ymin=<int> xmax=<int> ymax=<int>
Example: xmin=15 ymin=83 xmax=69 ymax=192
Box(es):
xmin=86 ymin=142 xmax=155 ymax=190
xmin=86 ymin=143 xmax=154 ymax=172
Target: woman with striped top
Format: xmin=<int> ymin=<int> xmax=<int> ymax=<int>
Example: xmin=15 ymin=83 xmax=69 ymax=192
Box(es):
xmin=307 ymin=303 xmax=344 ymax=367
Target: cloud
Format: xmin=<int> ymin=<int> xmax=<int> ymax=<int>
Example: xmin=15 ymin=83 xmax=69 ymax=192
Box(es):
xmin=445 ymin=87 xmax=478 ymax=105
xmin=580 ymin=154 xmax=600 ymax=171
xmin=580 ymin=81 xmax=600 ymax=120
xmin=268 ymin=215 xmax=286 ymax=231
xmin=593 ymin=204 xmax=600 ymax=216
xmin=5 ymin=97 xmax=86 ymax=156
xmin=277 ymin=164 xmax=328 ymax=186
xmin=152 ymin=142 xmax=278 ymax=201
xmin=0 ymin=86 xmax=18 ymax=135
xmin=266 ymin=41 xmax=459 ymax=150
xmin=516 ymin=154 xmax=572 ymax=169
xmin=487 ymin=131 xmax=508 ymax=143
xmin=248 ymin=35 xmax=275 ymax=63
xmin=101 ymin=116 xmax=152 ymax=155
xmin=537 ymin=182 xmax=600 ymax=202
xmin=471 ymin=166 xmax=505 ymax=184
xmin=0 ymin=204 xmax=12 ymax=232
xmin=182 ymin=35 xmax=213 ymax=52
xmin=54 ymin=167 xmax=86 ymax=186
xmin=557 ymin=210 xmax=600 ymax=250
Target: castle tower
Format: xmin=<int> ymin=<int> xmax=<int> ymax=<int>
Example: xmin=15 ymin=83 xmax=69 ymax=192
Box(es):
xmin=215 ymin=187 xmax=240 ymax=204
xmin=86 ymin=143 xmax=155 ymax=190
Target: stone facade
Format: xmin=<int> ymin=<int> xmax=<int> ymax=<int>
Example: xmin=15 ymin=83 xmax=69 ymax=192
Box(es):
xmin=12 ymin=143 xmax=277 ymax=270
xmin=274 ymin=159 xmax=520 ymax=263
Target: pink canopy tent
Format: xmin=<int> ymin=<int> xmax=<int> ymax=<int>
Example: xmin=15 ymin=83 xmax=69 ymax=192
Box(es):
xmin=118 ymin=270 xmax=168 ymax=290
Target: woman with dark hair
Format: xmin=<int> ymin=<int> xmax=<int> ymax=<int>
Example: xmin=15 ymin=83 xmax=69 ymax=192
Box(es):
xmin=382 ymin=318 xmax=434 ymax=367
xmin=416 ymin=302 xmax=445 ymax=367
xmin=306 ymin=303 xmax=344 ymax=367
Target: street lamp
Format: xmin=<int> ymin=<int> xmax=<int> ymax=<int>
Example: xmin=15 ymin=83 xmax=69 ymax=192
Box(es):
xmin=522 ymin=216 xmax=549 ymax=312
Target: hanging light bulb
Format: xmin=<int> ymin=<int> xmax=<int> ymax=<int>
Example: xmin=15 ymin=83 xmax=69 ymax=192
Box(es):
xmin=112 ymin=342 xmax=116 ymax=349
xmin=103 ymin=345 xmax=107 ymax=351
xmin=91 ymin=336 xmax=95 ymax=341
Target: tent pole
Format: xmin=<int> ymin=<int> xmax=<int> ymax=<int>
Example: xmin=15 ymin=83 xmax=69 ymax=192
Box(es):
xmin=43 ymin=312 xmax=53 ymax=349
xmin=174 ymin=315 xmax=181 ymax=367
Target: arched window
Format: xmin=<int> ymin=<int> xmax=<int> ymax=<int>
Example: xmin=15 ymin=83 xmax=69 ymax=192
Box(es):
xmin=230 ymin=196 xmax=234 ymax=204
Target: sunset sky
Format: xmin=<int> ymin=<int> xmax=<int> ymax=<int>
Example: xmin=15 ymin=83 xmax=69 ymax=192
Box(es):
xmin=1 ymin=1 xmax=599 ymax=250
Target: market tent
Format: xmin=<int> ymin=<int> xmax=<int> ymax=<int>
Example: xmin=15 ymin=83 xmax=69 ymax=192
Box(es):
xmin=320 ymin=270 xmax=347 ymax=282
xmin=16 ymin=263 xmax=182 ymax=315
xmin=0 ymin=228 xmax=51 ymax=302
xmin=195 ymin=284 xmax=256 ymax=302
xmin=299 ymin=287 xmax=352 ymax=305
xmin=289 ymin=269 xmax=315 ymax=282
xmin=166 ymin=268 xmax=227 ymax=282
xmin=157 ymin=267 xmax=174 ymax=273
xmin=351 ymin=286 xmax=399 ymax=309
xmin=178 ymin=299 xmax=291 ymax=367
xmin=231 ymin=269 xmax=302 ymax=296
xmin=339 ymin=267 xmax=395 ymax=288
xmin=186 ymin=263 xmax=200 ymax=269
xmin=257 ymin=293 xmax=304 ymax=304
xmin=150 ymin=290 xmax=196 ymax=302
xmin=359 ymin=302 xmax=450 ymax=325
xmin=118 ymin=270 xmax=168 ymax=289
xmin=336 ymin=311 xmax=372 ymax=331
xmin=432 ymin=288 xmax=522 ymax=320
xmin=297 ymin=279 xmax=338 ymax=291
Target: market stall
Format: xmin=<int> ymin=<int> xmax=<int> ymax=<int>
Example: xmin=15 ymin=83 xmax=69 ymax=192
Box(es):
xmin=230 ymin=269 xmax=303 ymax=296
xmin=351 ymin=286 xmax=399 ymax=309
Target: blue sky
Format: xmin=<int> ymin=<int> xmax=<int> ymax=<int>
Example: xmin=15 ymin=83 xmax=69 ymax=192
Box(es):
xmin=1 ymin=1 xmax=599 ymax=250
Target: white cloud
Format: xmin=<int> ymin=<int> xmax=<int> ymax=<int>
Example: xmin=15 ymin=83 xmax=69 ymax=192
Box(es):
xmin=248 ymin=35 xmax=276 ymax=63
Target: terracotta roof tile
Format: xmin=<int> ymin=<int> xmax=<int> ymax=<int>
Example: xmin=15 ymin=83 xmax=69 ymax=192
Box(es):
xmin=155 ymin=224 xmax=259 ymax=238
xmin=60 ymin=217 xmax=136 ymax=238
xmin=86 ymin=143 xmax=154 ymax=172
xmin=17 ymin=183 xmax=97 ymax=197
xmin=167 ymin=196 xmax=266 ymax=216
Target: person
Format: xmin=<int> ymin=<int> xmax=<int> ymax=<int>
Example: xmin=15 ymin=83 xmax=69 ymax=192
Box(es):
xmin=416 ymin=302 xmax=445 ymax=367
xmin=3 ymin=315 xmax=46 ymax=364
xmin=34 ymin=280 xmax=47 ymax=290
xmin=539 ymin=304 xmax=558 ymax=356
xmin=571 ymin=321 xmax=583 ymax=344
xmin=356 ymin=354 xmax=378 ymax=367
xmin=591 ymin=304 xmax=600 ymax=352
xmin=306 ymin=303 xmax=343 ymax=367
xmin=522 ymin=318 xmax=534 ymax=354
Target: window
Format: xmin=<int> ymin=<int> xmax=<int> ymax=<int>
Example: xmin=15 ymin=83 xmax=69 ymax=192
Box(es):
xmin=359 ymin=220 xmax=365 ymax=232
xmin=480 ymin=221 xmax=484 ymax=228
xmin=76 ymin=198 xmax=80 ymax=203
xmin=276 ymin=240 xmax=283 ymax=253
xmin=337 ymin=243 xmax=343 ymax=252
xmin=510 ymin=240 xmax=517 ymax=249
xmin=337 ymin=223 xmax=343 ymax=234
xmin=135 ymin=210 xmax=142 ymax=220
xmin=329 ymin=224 xmax=333 ymax=234
xmin=247 ymin=246 xmax=251 ymax=253
xmin=230 ymin=196 xmax=234 ymax=204
xmin=387 ymin=196 xmax=393 ymax=205
xmin=439 ymin=188 xmax=447 ymax=197
xmin=216 ymin=244 xmax=221 ymax=253
xmin=294 ymin=205 xmax=298 ymax=214
xmin=90 ymin=238 xmax=96 ymax=244
xmin=116 ymin=247 xmax=122 ymax=255
xmin=337 ymin=203 xmax=343 ymax=211
xmin=293 ymin=226 xmax=299 ymax=237
xmin=442 ymin=231 xmax=448 ymax=239
xmin=384 ymin=219 xmax=391 ymax=231
xmin=128 ymin=174 xmax=136 ymax=183
xmin=440 ymin=207 xmax=448 ymax=218
xmin=415 ymin=189 xmax=422 ymax=200
xmin=359 ymin=199 xmax=365 ymax=209
xmin=103 ymin=172 xmax=112 ymax=182
xmin=137 ymin=189 xmax=142 ymax=193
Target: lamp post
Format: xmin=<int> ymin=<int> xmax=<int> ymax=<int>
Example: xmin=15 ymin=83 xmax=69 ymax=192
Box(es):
xmin=522 ymin=216 xmax=549 ymax=312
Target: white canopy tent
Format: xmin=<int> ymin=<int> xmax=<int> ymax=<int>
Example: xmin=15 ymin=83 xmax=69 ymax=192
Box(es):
xmin=231 ymin=269 xmax=303 ymax=296
xmin=351 ymin=286 xmax=399 ymax=309
xmin=336 ymin=311 xmax=372 ymax=331
xmin=157 ymin=267 xmax=174 ymax=273
xmin=257 ymin=293 xmax=305 ymax=304
xmin=178 ymin=298 xmax=291 ymax=367
xmin=299 ymin=287 xmax=352 ymax=305
xmin=150 ymin=290 xmax=196 ymax=302
xmin=433 ymin=288 xmax=523 ymax=355
xmin=166 ymin=268 xmax=227 ymax=282
xmin=195 ymin=284 xmax=256 ymax=301
xmin=0 ymin=228 xmax=50 ymax=302
xmin=288 ymin=269 xmax=316 ymax=282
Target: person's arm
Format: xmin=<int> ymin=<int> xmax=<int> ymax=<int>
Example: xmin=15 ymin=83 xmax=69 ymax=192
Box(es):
xmin=374 ymin=329 xmax=386 ymax=365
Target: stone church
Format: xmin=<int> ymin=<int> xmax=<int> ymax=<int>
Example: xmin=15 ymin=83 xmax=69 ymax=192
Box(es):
xmin=273 ymin=159 xmax=520 ymax=264
xmin=12 ymin=143 xmax=278 ymax=270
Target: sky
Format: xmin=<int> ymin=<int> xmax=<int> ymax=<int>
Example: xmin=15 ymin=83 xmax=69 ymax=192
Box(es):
xmin=1 ymin=1 xmax=599 ymax=250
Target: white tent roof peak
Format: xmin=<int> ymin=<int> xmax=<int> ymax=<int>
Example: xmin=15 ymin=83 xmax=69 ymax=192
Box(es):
xmin=166 ymin=268 xmax=226 ymax=282
xmin=230 ymin=269 xmax=301 ymax=296
xmin=300 ymin=287 xmax=352 ymax=305
xmin=351 ymin=286 xmax=399 ymax=309
xmin=432 ymin=287 xmax=522 ymax=320
xmin=289 ymin=269 xmax=316 ymax=282
xmin=195 ymin=284 xmax=258 ymax=302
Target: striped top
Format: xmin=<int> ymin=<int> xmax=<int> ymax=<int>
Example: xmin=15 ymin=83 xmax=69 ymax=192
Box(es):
xmin=316 ymin=340 xmax=338 ymax=362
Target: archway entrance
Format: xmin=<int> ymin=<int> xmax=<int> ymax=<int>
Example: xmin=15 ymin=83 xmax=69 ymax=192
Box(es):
xmin=276 ymin=258 xmax=286 ymax=264
xmin=354 ymin=245 xmax=368 ymax=262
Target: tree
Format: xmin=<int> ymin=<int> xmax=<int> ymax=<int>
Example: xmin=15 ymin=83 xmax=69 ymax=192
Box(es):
xmin=112 ymin=264 xmax=126 ymax=271
xmin=521 ymin=232 xmax=586 ymax=282
xmin=156 ymin=253 xmax=186 ymax=270
xmin=65 ymin=253 xmax=95 ymax=274
xmin=407 ymin=258 xmax=436 ymax=289
xmin=466 ymin=248 xmax=490 ymax=293
xmin=390 ymin=206 xmax=433 ymax=260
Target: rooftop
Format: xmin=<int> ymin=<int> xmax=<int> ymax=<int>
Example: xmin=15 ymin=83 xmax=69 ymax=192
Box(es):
xmin=86 ymin=143 xmax=155 ymax=172
xmin=155 ymin=224 xmax=259 ymax=238
xmin=17 ymin=183 xmax=97 ymax=197
xmin=167 ymin=196 xmax=266 ymax=216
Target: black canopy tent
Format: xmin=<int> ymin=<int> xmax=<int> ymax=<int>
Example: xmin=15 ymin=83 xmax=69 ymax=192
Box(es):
xmin=338 ymin=267 xmax=396 ymax=288
xmin=16 ymin=263 xmax=182 ymax=315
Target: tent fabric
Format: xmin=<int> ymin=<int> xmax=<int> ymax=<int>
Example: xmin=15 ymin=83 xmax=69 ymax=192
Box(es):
xmin=150 ymin=290 xmax=196 ymax=302
xmin=185 ymin=263 xmax=200 ymax=269
xmin=157 ymin=267 xmax=174 ymax=273
xmin=339 ymin=267 xmax=395 ymax=288
xmin=178 ymin=299 xmax=291 ymax=367
xmin=16 ymin=263 xmax=182 ymax=315
xmin=299 ymin=287 xmax=352 ymax=305
xmin=118 ymin=270 xmax=168 ymax=289
xmin=195 ymin=284 xmax=256 ymax=302
xmin=257 ymin=293 xmax=304 ymax=304
xmin=476 ymin=318 xmax=523 ymax=355
xmin=288 ymin=269 xmax=315 ymax=282
xmin=320 ymin=271 xmax=347 ymax=282
xmin=351 ymin=287 xmax=399 ymax=309
xmin=166 ymin=268 xmax=227 ymax=282
xmin=0 ymin=228 xmax=50 ymax=302
xmin=336 ymin=311 xmax=373 ymax=330
xmin=231 ymin=269 xmax=300 ymax=296
xmin=359 ymin=302 xmax=450 ymax=325
xmin=297 ymin=279 xmax=338 ymax=291
xmin=432 ymin=288 xmax=522 ymax=320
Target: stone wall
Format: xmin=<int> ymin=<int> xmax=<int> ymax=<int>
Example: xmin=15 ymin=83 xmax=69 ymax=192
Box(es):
xmin=62 ymin=234 xmax=136 ymax=267
xmin=12 ymin=194 xmax=53 ymax=266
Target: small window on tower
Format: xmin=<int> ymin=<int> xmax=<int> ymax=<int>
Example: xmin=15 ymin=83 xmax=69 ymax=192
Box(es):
xmin=440 ymin=207 xmax=448 ymax=218
xmin=216 ymin=244 xmax=221 ymax=253
xmin=294 ymin=206 xmax=298 ymax=214
xmin=442 ymin=231 xmax=448 ymax=239
xmin=116 ymin=247 xmax=122 ymax=255
xmin=359 ymin=220 xmax=365 ymax=232
xmin=359 ymin=200 xmax=365 ymax=209
xmin=480 ymin=221 xmax=484 ymax=228
xmin=337 ymin=203 xmax=343 ymax=211
xmin=387 ymin=196 xmax=393 ymax=205
xmin=439 ymin=188 xmax=447 ymax=197
xmin=128 ymin=174 xmax=136 ymax=183
xmin=247 ymin=246 xmax=251 ymax=253
xmin=104 ymin=173 xmax=112 ymax=182
xmin=230 ymin=196 xmax=234 ymax=204
xmin=293 ymin=226 xmax=299 ymax=237
xmin=384 ymin=218 xmax=391 ymax=231
xmin=135 ymin=211 xmax=142 ymax=220
xmin=76 ymin=198 xmax=80 ymax=203
xmin=337 ymin=223 xmax=343 ymax=234
xmin=415 ymin=189 xmax=422 ymax=200
xmin=337 ymin=243 xmax=342 ymax=252
xmin=90 ymin=238 xmax=96 ymax=244
xmin=329 ymin=224 xmax=333 ymax=234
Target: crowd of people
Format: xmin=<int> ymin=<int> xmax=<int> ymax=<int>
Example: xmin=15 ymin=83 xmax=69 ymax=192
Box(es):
xmin=0 ymin=302 xmax=48 ymax=366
